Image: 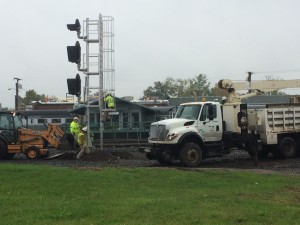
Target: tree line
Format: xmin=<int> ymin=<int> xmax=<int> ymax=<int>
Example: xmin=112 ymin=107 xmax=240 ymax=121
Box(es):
xmin=143 ymin=74 xmax=285 ymax=99
xmin=19 ymin=74 xmax=284 ymax=105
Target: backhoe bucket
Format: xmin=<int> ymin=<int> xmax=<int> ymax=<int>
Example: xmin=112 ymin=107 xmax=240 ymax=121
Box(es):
xmin=57 ymin=133 xmax=78 ymax=151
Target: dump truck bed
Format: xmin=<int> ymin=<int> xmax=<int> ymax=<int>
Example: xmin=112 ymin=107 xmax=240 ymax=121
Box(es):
xmin=248 ymin=104 xmax=300 ymax=144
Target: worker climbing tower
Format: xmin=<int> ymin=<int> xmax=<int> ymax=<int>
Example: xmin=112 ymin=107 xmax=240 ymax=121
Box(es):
xmin=67 ymin=14 xmax=115 ymax=150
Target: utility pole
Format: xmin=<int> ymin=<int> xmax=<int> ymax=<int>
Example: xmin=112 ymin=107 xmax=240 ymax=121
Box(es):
xmin=247 ymin=72 xmax=253 ymax=93
xmin=14 ymin=77 xmax=22 ymax=110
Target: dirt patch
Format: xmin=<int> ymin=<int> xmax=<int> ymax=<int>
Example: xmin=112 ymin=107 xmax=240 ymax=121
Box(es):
xmin=4 ymin=148 xmax=300 ymax=176
xmin=49 ymin=150 xmax=134 ymax=162
xmin=111 ymin=151 xmax=134 ymax=159
xmin=57 ymin=152 xmax=77 ymax=160
xmin=83 ymin=151 xmax=118 ymax=162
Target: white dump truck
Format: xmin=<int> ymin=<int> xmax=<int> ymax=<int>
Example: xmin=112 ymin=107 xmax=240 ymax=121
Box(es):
xmin=141 ymin=78 xmax=300 ymax=167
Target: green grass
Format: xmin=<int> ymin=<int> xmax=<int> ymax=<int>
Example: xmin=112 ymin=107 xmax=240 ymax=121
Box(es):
xmin=0 ymin=164 xmax=300 ymax=225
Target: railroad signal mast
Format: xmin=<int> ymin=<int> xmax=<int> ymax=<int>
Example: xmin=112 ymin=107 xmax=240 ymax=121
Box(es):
xmin=67 ymin=14 xmax=115 ymax=150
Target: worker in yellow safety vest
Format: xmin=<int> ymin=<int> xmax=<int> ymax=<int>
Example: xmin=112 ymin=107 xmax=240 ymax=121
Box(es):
xmin=70 ymin=117 xmax=80 ymax=139
xmin=76 ymin=126 xmax=90 ymax=159
xmin=104 ymin=94 xmax=115 ymax=109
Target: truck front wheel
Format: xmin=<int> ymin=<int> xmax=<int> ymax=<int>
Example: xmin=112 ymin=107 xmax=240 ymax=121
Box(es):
xmin=179 ymin=142 xmax=202 ymax=167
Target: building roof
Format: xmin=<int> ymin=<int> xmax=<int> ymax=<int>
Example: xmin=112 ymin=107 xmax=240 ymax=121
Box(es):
xmin=70 ymin=97 xmax=159 ymax=115
xmin=19 ymin=109 xmax=72 ymax=118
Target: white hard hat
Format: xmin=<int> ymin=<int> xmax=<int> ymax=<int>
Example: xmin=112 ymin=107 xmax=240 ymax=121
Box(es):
xmin=82 ymin=126 xmax=87 ymax=131
xmin=74 ymin=117 xmax=78 ymax=120
xmin=222 ymin=96 xmax=227 ymax=101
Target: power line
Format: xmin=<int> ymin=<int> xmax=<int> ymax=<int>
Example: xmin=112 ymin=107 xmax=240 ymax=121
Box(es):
xmin=251 ymin=69 xmax=300 ymax=74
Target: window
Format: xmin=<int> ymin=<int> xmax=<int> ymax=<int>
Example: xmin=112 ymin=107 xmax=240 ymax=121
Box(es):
xmin=38 ymin=119 xmax=47 ymax=124
xmin=65 ymin=118 xmax=72 ymax=123
xmin=175 ymin=105 xmax=201 ymax=120
xmin=112 ymin=114 xmax=119 ymax=129
xmin=132 ymin=112 xmax=140 ymax=128
xmin=0 ymin=114 xmax=13 ymax=129
xmin=122 ymin=112 xmax=128 ymax=128
xmin=200 ymin=104 xmax=217 ymax=121
xmin=89 ymin=113 xmax=95 ymax=124
xmin=14 ymin=115 xmax=23 ymax=129
xmin=51 ymin=119 xmax=61 ymax=123
xmin=97 ymin=113 xmax=100 ymax=123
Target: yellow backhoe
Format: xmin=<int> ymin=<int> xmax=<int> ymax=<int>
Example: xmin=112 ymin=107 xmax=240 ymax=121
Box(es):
xmin=0 ymin=111 xmax=74 ymax=159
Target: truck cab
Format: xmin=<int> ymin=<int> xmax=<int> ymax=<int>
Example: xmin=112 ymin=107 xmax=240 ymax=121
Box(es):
xmin=149 ymin=101 xmax=223 ymax=143
xmin=146 ymin=101 xmax=226 ymax=166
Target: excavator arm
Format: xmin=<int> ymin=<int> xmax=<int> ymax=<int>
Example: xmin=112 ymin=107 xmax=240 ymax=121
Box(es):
xmin=41 ymin=124 xmax=65 ymax=149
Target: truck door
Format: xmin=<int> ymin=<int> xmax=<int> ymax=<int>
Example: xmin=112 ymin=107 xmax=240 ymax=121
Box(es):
xmin=198 ymin=104 xmax=222 ymax=142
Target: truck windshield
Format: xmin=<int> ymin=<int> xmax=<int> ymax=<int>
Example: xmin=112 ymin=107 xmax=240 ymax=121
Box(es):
xmin=175 ymin=105 xmax=202 ymax=120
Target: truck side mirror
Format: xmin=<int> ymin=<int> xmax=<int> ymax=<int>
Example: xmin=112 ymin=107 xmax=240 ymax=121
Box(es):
xmin=208 ymin=104 xmax=214 ymax=120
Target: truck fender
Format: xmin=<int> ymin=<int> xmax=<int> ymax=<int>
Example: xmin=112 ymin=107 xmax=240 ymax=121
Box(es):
xmin=177 ymin=131 xmax=203 ymax=146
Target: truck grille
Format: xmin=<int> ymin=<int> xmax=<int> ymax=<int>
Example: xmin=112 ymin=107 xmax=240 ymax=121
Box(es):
xmin=149 ymin=124 xmax=167 ymax=141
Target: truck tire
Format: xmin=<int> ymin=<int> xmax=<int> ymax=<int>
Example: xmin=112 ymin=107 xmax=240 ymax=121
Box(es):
xmin=297 ymin=139 xmax=300 ymax=156
xmin=25 ymin=146 xmax=41 ymax=159
xmin=0 ymin=139 xmax=8 ymax=159
xmin=278 ymin=137 xmax=297 ymax=159
xmin=156 ymin=147 xmax=173 ymax=165
xmin=179 ymin=142 xmax=202 ymax=167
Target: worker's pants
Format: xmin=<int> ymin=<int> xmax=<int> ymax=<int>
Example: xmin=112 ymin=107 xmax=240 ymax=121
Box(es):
xmin=73 ymin=133 xmax=79 ymax=142
xmin=76 ymin=145 xmax=90 ymax=159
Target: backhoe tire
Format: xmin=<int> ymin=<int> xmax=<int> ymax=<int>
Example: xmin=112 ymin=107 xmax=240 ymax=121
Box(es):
xmin=179 ymin=142 xmax=202 ymax=167
xmin=25 ymin=146 xmax=41 ymax=159
xmin=0 ymin=139 xmax=8 ymax=159
xmin=278 ymin=137 xmax=297 ymax=159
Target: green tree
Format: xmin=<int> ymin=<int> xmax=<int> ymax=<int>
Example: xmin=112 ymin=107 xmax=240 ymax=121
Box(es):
xmin=186 ymin=74 xmax=212 ymax=97
xmin=143 ymin=77 xmax=178 ymax=99
xmin=143 ymin=74 xmax=212 ymax=99
xmin=23 ymin=90 xmax=46 ymax=105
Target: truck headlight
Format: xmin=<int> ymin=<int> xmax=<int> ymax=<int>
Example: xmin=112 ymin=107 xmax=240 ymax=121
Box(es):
xmin=166 ymin=133 xmax=178 ymax=141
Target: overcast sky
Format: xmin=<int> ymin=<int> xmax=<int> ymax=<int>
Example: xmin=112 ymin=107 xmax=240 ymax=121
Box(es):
xmin=1 ymin=0 xmax=300 ymax=108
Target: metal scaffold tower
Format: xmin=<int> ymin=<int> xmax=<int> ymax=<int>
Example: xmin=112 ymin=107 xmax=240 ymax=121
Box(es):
xmin=67 ymin=14 xmax=115 ymax=151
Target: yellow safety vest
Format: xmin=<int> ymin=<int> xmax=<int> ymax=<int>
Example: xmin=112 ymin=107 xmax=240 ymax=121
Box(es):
xmin=78 ymin=132 xmax=86 ymax=145
xmin=70 ymin=121 xmax=80 ymax=135
xmin=104 ymin=95 xmax=115 ymax=108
